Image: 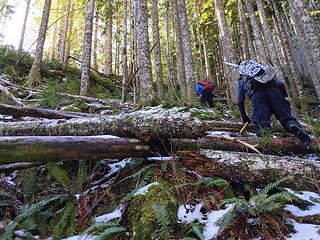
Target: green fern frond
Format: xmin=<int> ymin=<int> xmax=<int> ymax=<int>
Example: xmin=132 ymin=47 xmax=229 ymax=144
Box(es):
xmin=66 ymin=202 xmax=79 ymax=237
xmin=190 ymin=222 xmax=205 ymax=240
xmin=0 ymin=191 xmax=14 ymax=199
xmin=260 ymin=176 xmax=293 ymax=195
xmin=21 ymin=218 xmax=37 ymax=231
xmin=257 ymin=191 xmax=292 ymax=213
xmin=95 ymin=226 xmax=126 ymax=240
xmin=139 ymin=169 xmax=155 ymax=187
xmin=52 ymin=201 xmax=77 ymax=238
xmin=23 ymin=168 xmax=38 ymax=202
xmin=119 ymin=163 xmax=158 ymax=183
xmin=47 ymin=162 xmax=71 ymax=191
xmin=152 ymin=204 xmax=170 ymax=225
xmin=15 ymin=194 xmax=67 ymax=222
xmin=0 ymin=222 xmax=17 ymax=240
xmin=161 ymin=161 xmax=168 ymax=172
xmin=218 ymin=208 xmax=238 ymax=233
xmin=82 ymin=221 xmax=119 ymax=235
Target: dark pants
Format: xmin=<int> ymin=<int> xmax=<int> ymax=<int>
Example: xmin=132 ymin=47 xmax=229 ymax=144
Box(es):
xmin=200 ymin=88 xmax=214 ymax=108
xmin=251 ymin=87 xmax=300 ymax=135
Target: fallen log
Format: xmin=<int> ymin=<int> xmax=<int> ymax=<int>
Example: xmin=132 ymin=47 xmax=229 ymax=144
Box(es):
xmin=0 ymin=136 xmax=170 ymax=164
xmin=0 ymin=135 xmax=318 ymax=166
xmin=0 ymin=103 xmax=100 ymax=119
xmin=179 ymin=150 xmax=320 ymax=192
xmin=0 ymin=108 xmax=314 ymax=141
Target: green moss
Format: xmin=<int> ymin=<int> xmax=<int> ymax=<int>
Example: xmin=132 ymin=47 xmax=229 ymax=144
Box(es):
xmin=126 ymin=181 xmax=178 ymax=240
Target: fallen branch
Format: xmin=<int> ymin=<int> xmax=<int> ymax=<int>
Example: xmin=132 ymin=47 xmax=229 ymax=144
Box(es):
xmin=0 ymin=103 xmax=100 ymax=119
xmin=0 ymin=83 xmax=26 ymax=107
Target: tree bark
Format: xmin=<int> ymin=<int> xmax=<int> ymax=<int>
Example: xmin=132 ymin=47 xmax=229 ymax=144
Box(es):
xmin=177 ymin=0 xmax=196 ymax=100
xmin=151 ymin=0 xmax=165 ymax=99
xmin=0 ymin=103 xmax=100 ymax=119
xmin=179 ymin=149 xmax=320 ymax=191
xmin=51 ymin=0 xmax=60 ymax=59
xmin=59 ymin=0 xmax=71 ymax=62
xmin=27 ymin=0 xmax=52 ymax=86
xmin=135 ymin=0 xmax=154 ymax=106
xmin=93 ymin=9 xmax=99 ymax=71
xmin=165 ymin=2 xmax=175 ymax=90
xmin=214 ymin=0 xmax=239 ymax=104
xmin=122 ymin=0 xmax=128 ymax=103
xmin=18 ymin=0 xmax=31 ymax=53
xmin=171 ymin=0 xmax=187 ymax=97
xmin=80 ymin=0 xmax=94 ymax=96
xmin=244 ymin=0 xmax=268 ymax=63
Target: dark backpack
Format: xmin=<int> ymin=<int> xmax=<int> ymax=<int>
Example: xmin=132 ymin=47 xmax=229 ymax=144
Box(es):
xmin=198 ymin=81 xmax=215 ymax=91
xmin=238 ymin=60 xmax=276 ymax=91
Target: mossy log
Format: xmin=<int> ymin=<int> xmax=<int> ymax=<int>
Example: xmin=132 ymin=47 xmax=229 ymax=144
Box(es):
xmin=0 ymin=107 xmax=297 ymax=138
xmin=0 ymin=136 xmax=169 ymax=165
xmin=179 ymin=150 xmax=320 ymax=191
xmin=0 ymin=103 xmax=100 ymax=119
xmin=0 ymin=84 xmax=26 ymax=107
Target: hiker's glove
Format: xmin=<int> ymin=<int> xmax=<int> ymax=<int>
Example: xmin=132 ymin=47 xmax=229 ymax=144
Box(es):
xmin=242 ymin=115 xmax=251 ymax=124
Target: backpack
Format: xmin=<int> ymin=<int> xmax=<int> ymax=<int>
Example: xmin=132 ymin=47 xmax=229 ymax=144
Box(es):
xmin=238 ymin=60 xmax=276 ymax=91
xmin=198 ymin=81 xmax=215 ymax=91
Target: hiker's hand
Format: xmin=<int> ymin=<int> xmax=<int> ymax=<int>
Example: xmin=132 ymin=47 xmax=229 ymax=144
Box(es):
xmin=242 ymin=115 xmax=251 ymax=123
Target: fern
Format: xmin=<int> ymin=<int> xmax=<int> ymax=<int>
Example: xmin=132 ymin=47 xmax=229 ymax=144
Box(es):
xmin=259 ymin=176 xmax=293 ymax=195
xmin=152 ymin=204 xmax=175 ymax=240
xmin=82 ymin=221 xmax=125 ymax=238
xmin=15 ymin=194 xmax=66 ymax=222
xmin=119 ymin=163 xmax=158 ymax=183
xmin=184 ymin=222 xmax=205 ymax=240
xmin=52 ymin=201 xmax=78 ymax=239
xmin=96 ymin=226 xmax=126 ymax=239
xmin=0 ymin=222 xmax=17 ymax=240
xmin=23 ymin=168 xmax=38 ymax=202
xmin=47 ymin=162 xmax=71 ymax=191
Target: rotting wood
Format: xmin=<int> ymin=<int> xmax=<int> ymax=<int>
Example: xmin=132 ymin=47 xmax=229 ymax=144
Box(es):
xmin=178 ymin=149 xmax=320 ymax=192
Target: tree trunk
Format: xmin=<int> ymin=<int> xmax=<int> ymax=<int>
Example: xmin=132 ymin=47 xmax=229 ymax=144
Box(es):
xmin=93 ymin=9 xmax=99 ymax=71
xmin=64 ymin=3 xmax=74 ymax=68
xmin=177 ymin=0 xmax=196 ymax=100
xmin=59 ymin=0 xmax=71 ymax=62
xmin=151 ymin=0 xmax=165 ymax=99
xmin=238 ymin=0 xmax=250 ymax=60
xmin=121 ymin=0 xmax=128 ymax=103
xmin=214 ymin=0 xmax=239 ymax=104
xmin=255 ymin=0 xmax=285 ymax=82
xmin=51 ymin=0 xmax=60 ymax=59
xmin=104 ymin=10 xmax=113 ymax=75
xmin=27 ymin=0 xmax=52 ymax=86
xmin=179 ymin=149 xmax=320 ymax=191
xmin=135 ymin=0 xmax=154 ymax=106
xmin=244 ymin=0 xmax=268 ymax=63
xmin=18 ymin=0 xmax=31 ymax=53
xmin=202 ymin=30 xmax=212 ymax=82
xmin=165 ymin=2 xmax=175 ymax=90
xmin=290 ymin=0 xmax=320 ymax=100
xmin=80 ymin=0 xmax=94 ymax=96
xmin=171 ymin=0 xmax=187 ymax=97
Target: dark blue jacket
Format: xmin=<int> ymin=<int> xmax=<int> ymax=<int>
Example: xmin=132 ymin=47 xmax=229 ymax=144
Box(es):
xmin=237 ymin=77 xmax=292 ymax=124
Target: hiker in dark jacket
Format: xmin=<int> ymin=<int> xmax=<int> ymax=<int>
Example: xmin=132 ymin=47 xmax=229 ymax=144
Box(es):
xmin=237 ymin=75 xmax=311 ymax=145
xmin=196 ymin=81 xmax=215 ymax=108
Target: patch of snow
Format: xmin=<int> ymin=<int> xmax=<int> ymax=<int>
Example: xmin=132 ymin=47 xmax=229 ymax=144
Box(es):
xmin=206 ymin=131 xmax=231 ymax=136
xmin=62 ymin=235 xmax=96 ymax=240
xmin=134 ymin=182 xmax=159 ymax=196
xmin=95 ymin=205 xmax=124 ymax=223
xmin=284 ymin=189 xmax=320 ymax=217
xmin=286 ymin=219 xmax=320 ymax=240
xmin=147 ymin=156 xmax=174 ymax=161
xmin=177 ymin=203 xmax=206 ymax=224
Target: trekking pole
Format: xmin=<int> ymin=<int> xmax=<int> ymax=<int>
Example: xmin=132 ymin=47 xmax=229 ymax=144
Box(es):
xmin=240 ymin=122 xmax=249 ymax=134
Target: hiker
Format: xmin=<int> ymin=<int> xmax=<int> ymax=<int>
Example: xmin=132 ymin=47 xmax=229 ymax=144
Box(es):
xmin=236 ymin=60 xmax=311 ymax=145
xmin=196 ymin=81 xmax=215 ymax=108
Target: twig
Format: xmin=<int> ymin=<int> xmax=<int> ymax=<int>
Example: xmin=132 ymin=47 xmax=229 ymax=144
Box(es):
xmin=207 ymin=135 xmax=261 ymax=154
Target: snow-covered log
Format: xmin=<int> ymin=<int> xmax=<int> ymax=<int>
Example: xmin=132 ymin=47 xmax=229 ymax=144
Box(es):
xmin=179 ymin=149 xmax=320 ymax=191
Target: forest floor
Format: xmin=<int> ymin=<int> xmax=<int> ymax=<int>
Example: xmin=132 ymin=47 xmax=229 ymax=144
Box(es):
xmin=0 ymin=46 xmax=320 ymax=240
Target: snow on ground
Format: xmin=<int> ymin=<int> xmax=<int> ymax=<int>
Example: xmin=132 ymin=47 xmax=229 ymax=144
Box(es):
xmin=177 ymin=189 xmax=320 ymax=240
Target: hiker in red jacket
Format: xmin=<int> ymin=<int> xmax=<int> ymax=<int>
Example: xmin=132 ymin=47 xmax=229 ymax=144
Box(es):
xmin=196 ymin=81 xmax=215 ymax=108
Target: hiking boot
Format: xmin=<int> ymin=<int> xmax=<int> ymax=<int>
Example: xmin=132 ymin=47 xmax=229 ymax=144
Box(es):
xmin=289 ymin=125 xmax=312 ymax=146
